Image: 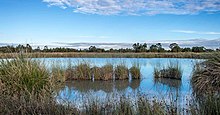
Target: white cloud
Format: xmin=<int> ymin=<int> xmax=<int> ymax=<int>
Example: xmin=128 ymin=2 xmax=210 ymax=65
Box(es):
xmin=172 ymin=30 xmax=220 ymax=35
xmin=52 ymin=38 xmax=220 ymax=49
xmin=42 ymin=0 xmax=220 ymax=15
xmin=1 ymin=38 xmax=220 ymax=49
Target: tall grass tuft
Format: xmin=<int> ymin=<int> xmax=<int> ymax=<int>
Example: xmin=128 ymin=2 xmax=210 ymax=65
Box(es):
xmin=0 ymin=58 xmax=50 ymax=96
xmin=191 ymin=53 xmax=220 ymax=115
xmin=51 ymin=62 xmax=66 ymax=83
xmin=154 ymin=62 xmax=182 ymax=80
xmin=75 ymin=62 xmax=92 ymax=80
xmin=129 ymin=62 xmax=141 ymax=79
xmin=101 ymin=64 xmax=114 ymax=80
xmin=91 ymin=64 xmax=114 ymax=81
xmin=0 ymin=57 xmax=77 ymax=114
xmin=115 ymin=64 xmax=129 ymax=80
xmin=91 ymin=66 xmax=102 ymax=80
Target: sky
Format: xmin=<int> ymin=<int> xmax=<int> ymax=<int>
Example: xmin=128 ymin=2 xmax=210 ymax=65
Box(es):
xmin=0 ymin=0 xmax=220 ymax=49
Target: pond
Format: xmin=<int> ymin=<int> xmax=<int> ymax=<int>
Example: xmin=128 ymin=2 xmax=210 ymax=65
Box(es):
xmin=37 ymin=58 xmax=203 ymax=108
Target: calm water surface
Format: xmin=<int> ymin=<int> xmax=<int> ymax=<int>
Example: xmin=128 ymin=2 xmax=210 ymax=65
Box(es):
xmin=37 ymin=58 xmax=203 ymax=107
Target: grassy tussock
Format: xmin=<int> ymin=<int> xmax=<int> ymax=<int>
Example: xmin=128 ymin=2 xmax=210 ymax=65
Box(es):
xmin=101 ymin=64 xmax=114 ymax=80
xmin=191 ymin=53 xmax=220 ymax=115
xmin=0 ymin=58 xmax=77 ymax=114
xmin=75 ymin=62 xmax=92 ymax=80
xmin=154 ymin=62 xmax=182 ymax=80
xmin=115 ymin=64 xmax=129 ymax=80
xmin=192 ymin=53 xmax=220 ymax=95
xmin=0 ymin=58 xmax=50 ymax=96
xmin=91 ymin=64 xmax=114 ymax=80
xmin=129 ymin=63 xmax=141 ymax=79
xmin=51 ymin=62 xmax=66 ymax=83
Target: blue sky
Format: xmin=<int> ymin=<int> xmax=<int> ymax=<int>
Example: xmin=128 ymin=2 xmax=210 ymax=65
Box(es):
xmin=0 ymin=0 xmax=220 ymax=48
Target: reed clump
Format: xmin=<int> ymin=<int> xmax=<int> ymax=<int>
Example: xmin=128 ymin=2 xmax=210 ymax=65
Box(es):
xmin=115 ymin=64 xmax=129 ymax=80
xmin=91 ymin=66 xmax=102 ymax=80
xmin=129 ymin=63 xmax=141 ymax=79
xmin=190 ymin=53 xmax=220 ymax=115
xmin=51 ymin=63 xmax=66 ymax=83
xmin=101 ymin=64 xmax=114 ymax=80
xmin=91 ymin=64 xmax=114 ymax=80
xmin=0 ymin=57 xmax=77 ymax=114
xmin=154 ymin=62 xmax=182 ymax=80
xmin=0 ymin=58 xmax=50 ymax=96
xmin=191 ymin=53 xmax=220 ymax=96
xmin=74 ymin=62 xmax=92 ymax=80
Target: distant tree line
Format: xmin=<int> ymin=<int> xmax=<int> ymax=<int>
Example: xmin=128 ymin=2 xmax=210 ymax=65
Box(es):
xmin=0 ymin=43 xmax=219 ymax=53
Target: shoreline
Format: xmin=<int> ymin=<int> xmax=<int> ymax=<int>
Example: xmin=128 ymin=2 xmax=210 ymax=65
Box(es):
xmin=0 ymin=52 xmax=217 ymax=59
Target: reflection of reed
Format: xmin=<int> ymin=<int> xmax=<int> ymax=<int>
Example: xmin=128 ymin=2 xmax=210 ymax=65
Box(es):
xmin=154 ymin=78 xmax=181 ymax=89
xmin=114 ymin=80 xmax=129 ymax=91
xmin=65 ymin=81 xmax=114 ymax=93
xmin=63 ymin=80 xmax=141 ymax=93
xmin=129 ymin=80 xmax=141 ymax=90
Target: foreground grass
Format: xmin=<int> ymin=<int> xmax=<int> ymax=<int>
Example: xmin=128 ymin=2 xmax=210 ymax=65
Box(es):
xmin=191 ymin=53 xmax=220 ymax=115
xmin=0 ymin=57 xmax=77 ymax=114
xmin=0 ymin=52 xmax=217 ymax=59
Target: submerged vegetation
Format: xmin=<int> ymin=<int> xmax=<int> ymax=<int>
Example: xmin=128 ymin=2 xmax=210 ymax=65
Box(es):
xmin=154 ymin=62 xmax=182 ymax=80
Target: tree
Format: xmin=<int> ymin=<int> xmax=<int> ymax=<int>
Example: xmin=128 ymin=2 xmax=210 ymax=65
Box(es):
xmin=132 ymin=43 xmax=139 ymax=52
xmin=182 ymin=47 xmax=191 ymax=52
xmin=192 ymin=46 xmax=205 ymax=52
xmin=132 ymin=43 xmax=147 ymax=52
xmin=89 ymin=46 xmax=97 ymax=52
xmin=44 ymin=46 xmax=49 ymax=52
xmin=169 ymin=43 xmax=181 ymax=52
xmin=26 ymin=44 xmax=32 ymax=53
xmin=149 ymin=44 xmax=158 ymax=52
xmin=149 ymin=43 xmax=165 ymax=52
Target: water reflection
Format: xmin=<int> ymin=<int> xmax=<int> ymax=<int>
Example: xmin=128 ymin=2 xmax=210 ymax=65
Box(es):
xmin=36 ymin=58 xmax=203 ymax=106
xmin=64 ymin=80 xmax=141 ymax=93
xmin=65 ymin=81 xmax=114 ymax=93
xmin=130 ymin=79 xmax=141 ymax=90
xmin=154 ymin=78 xmax=182 ymax=89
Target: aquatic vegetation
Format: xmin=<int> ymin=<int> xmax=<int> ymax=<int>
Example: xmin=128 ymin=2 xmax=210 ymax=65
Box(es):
xmin=115 ymin=64 xmax=129 ymax=80
xmin=0 ymin=57 xmax=77 ymax=114
xmin=0 ymin=56 xmax=219 ymax=114
xmin=75 ymin=62 xmax=92 ymax=80
xmin=51 ymin=62 xmax=66 ymax=83
xmin=0 ymin=58 xmax=50 ymax=95
xmin=91 ymin=66 xmax=102 ymax=80
xmin=192 ymin=53 xmax=220 ymax=96
xmin=101 ymin=64 xmax=114 ymax=80
xmin=191 ymin=53 xmax=220 ymax=115
xmin=154 ymin=62 xmax=182 ymax=80
xmin=129 ymin=63 xmax=141 ymax=79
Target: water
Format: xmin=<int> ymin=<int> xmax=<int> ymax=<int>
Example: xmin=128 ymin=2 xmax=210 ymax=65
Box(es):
xmin=36 ymin=58 xmax=203 ymax=107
